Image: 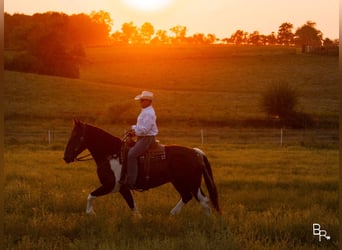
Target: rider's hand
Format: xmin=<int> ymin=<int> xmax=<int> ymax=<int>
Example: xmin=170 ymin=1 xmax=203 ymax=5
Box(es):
xmin=128 ymin=129 xmax=136 ymax=137
xmin=129 ymin=125 xmax=136 ymax=137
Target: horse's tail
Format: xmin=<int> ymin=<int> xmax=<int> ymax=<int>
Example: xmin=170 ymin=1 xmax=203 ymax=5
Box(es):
xmin=194 ymin=148 xmax=220 ymax=213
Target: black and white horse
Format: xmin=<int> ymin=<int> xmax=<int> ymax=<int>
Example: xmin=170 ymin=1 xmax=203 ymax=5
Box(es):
xmin=63 ymin=119 xmax=220 ymax=216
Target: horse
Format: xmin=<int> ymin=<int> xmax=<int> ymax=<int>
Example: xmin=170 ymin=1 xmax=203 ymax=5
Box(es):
xmin=63 ymin=119 xmax=220 ymax=217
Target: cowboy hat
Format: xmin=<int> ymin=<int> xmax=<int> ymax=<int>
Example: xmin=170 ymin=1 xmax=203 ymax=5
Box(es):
xmin=134 ymin=90 xmax=154 ymax=101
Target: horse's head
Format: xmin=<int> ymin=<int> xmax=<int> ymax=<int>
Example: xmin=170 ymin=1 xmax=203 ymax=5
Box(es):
xmin=63 ymin=119 xmax=88 ymax=163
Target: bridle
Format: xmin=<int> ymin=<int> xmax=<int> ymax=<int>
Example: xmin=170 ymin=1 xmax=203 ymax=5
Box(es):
xmin=75 ymin=153 xmax=93 ymax=162
xmin=74 ymin=128 xmax=133 ymax=163
xmin=73 ymin=124 xmax=93 ymax=162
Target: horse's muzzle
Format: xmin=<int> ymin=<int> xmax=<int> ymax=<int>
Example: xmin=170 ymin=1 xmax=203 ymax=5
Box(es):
xmin=63 ymin=155 xmax=74 ymax=163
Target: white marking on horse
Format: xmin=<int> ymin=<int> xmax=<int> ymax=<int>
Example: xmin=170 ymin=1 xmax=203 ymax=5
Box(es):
xmin=109 ymin=158 xmax=122 ymax=193
xmin=86 ymin=194 xmax=96 ymax=214
xmin=197 ymin=188 xmax=211 ymax=216
xmin=193 ymin=148 xmax=205 ymax=166
xmin=170 ymin=199 xmax=185 ymax=216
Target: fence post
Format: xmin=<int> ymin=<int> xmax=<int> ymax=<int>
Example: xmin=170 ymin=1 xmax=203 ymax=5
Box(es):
xmin=201 ymin=129 xmax=204 ymax=145
xmin=280 ymin=128 xmax=283 ymax=146
xmin=48 ymin=130 xmax=51 ymax=144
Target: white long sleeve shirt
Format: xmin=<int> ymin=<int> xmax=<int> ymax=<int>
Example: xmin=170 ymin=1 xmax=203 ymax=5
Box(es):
xmin=132 ymin=105 xmax=158 ymax=136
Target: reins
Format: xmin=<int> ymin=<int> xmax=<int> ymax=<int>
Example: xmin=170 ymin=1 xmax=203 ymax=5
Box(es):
xmin=75 ymin=153 xmax=93 ymax=161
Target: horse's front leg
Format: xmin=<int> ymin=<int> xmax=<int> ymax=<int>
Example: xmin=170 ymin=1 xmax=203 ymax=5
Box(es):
xmin=86 ymin=194 xmax=96 ymax=214
xmin=86 ymin=182 xmax=115 ymax=214
xmin=119 ymin=185 xmax=142 ymax=219
xmin=86 ymin=163 xmax=116 ymax=214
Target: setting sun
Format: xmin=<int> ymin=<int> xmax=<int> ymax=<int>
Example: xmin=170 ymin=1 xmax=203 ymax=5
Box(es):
xmin=122 ymin=0 xmax=172 ymax=12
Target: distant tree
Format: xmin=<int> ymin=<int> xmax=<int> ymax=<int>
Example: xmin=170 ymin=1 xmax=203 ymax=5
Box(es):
xmin=230 ymin=30 xmax=247 ymax=45
xmin=261 ymin=81 xmax=298 ymax=120
xmin=67 ymin=12 xmax=112 ymax=46
xmin=4 ymin=12 xmax=90 ymax=78
xmin=189 ymin=33 xmax=205 ymax=44
xmin=206 ymin=33 xmax=216 ymax=44
xmin=121 ymin=21 xmax=138 ymax=44
xmin=111 ymin=31 xmax=127 ymax=44
xmin=221 ymin=37 xmax=230 ymax=44
xmin=87 ymin=11 xmax=113 ymax=45
xmin=170 ymin=25 xmax=187 ymax=44
xmin=323 ymin=38 xmax=334 ymax=47
xmin=248 ymin=31 xmax=261 ymax=45
xmin=266 ymin=32 xmax=277 ymax=45
xmin=90 ymin=10 xmax=113 ymax=33
xmin=151 ymin=29 xmax=169 ymax=44
xmin=295 ymin=21 xmax=323 ymax=47
xmin=277 ymin=22 xmax=294 ymax=45
xmin=140 ymin=22 xmax=155 ymax=44
xmin=4 ymin=13 xmax=31 ymax=49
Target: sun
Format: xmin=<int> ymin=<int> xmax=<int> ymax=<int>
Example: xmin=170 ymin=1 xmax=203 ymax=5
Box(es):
xmin=122 ymin=0 xmax=172 ymax=12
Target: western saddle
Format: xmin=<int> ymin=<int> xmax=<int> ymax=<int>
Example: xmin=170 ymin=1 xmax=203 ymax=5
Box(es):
xmin=120 ymin=135 xmax=165 ymax=187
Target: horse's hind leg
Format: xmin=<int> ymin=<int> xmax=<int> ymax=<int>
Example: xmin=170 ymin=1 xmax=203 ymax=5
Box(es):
xmin=86 ymin=194 xmax=96 ymax=214
xmin=196 ymin=188 xmax=211 ymax=216
xmin=170 ymin=182 xmax=193 ymax=216
xmin=119 ymin=186 xmax=141 ymax=219
xmin=170 ymin=199 xmax=186 ymax=216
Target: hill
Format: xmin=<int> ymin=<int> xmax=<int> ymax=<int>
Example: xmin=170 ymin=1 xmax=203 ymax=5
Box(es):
xmin=5 ymin=45 xmax=339 ymax=129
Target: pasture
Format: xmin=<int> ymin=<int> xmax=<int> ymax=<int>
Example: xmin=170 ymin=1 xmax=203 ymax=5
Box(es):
xmin=4 ymin=45 xmax=339 ymax=249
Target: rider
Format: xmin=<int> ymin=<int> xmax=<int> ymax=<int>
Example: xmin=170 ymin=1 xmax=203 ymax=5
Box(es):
xmin=122 ymin=90 xmax=158 ymax=189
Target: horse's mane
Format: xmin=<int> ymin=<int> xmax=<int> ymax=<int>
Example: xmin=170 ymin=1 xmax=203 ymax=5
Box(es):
xmin=85 ymin=123 xmax=118 ymax=139
xmin=84 ymin=123 xmax=122 ymax=155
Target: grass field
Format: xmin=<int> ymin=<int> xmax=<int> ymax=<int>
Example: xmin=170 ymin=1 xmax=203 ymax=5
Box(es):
xmin=4 ymin=45 xmax=339 ymax=249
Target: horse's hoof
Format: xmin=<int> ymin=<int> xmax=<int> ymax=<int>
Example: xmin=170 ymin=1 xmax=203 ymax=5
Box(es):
xmin=132 ymin=210 xmax=142 ymax=221
xmin=86 ymin=208 xmax=96 ymax=215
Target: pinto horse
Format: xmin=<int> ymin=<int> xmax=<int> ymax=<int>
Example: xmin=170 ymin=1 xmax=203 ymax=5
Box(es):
xmin=63 ymin=119 xmax=220 ymax=216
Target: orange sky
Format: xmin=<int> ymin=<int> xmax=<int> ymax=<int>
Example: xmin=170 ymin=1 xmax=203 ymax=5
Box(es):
xmin=4 ymin=0 xmax=339 ymax=39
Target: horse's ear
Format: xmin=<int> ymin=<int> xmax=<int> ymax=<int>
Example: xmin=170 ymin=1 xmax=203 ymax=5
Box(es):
xmin=73 ymin=118 xmax=80 ymax=127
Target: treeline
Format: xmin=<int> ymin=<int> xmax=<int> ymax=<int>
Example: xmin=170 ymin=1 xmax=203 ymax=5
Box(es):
xmin=5 ymin=11 xmax=111 ymax=78
xmin=5 ymin=11 xmax=339 ymax=78
xmin=111 ymin=20 xmax=338 ymax=48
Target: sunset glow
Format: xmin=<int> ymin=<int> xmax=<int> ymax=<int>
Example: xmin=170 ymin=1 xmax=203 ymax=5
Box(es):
xmin=4 ymin=0 xmax=339 ymax=39
xmin=122 ymin=0 xmax=172 ymax=12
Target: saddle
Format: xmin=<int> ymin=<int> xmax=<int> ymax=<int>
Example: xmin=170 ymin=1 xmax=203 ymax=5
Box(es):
xmin=120 ymin=137 xmax=166 ymax=188
xmin=139 ymin=140 xmax=166 ymax=183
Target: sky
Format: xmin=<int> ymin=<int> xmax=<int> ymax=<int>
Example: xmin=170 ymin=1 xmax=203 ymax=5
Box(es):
xmin=4 ymin=0 xmax=339 ymax=39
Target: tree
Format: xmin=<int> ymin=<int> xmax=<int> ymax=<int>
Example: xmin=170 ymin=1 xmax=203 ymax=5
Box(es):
xmin=4 ymin=12 xmax=88 ymax=78
xmin=121 ymin=22 xmax=138 ymax=44
xmin=152 ymin=29 xmax=169 ymax=44
xmin=248 ymin=31 xmax=261 ymax=45
xmin=277 ymin=22 xmax=294 ymax=46
xmin=260 ymin=81 xmax=298 ymax=120
xmin=206 ymin=33 xmax=216 ymax=44
xmin=140 ymin=22 xmax=155 ymax=44
xmin=230 ymin=30 xmax=248 ymax=45
xmin=266 ymin=32 xmax=277 ymax=45
xmin=111 ymin=31 xmax=127 ymax=44
xmin=295 ymin=21 xmax=323 ymax=47
xmin=170 ymin=25 xmax=187 ymax=44
xmin=90 ymin=10 xmax=113 ymax=33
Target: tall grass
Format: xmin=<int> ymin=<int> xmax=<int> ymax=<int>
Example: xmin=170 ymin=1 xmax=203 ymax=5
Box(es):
xmin=4 ymin=143 xmax=338 ymax=249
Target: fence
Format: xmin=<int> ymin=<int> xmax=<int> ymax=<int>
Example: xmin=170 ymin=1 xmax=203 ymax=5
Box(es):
xmin=4 ymin=128 xmax=339 ymax=148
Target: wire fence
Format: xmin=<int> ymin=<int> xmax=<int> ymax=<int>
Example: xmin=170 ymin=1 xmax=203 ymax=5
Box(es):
xmin=4 ymin=128 xmax=339 ymax=148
